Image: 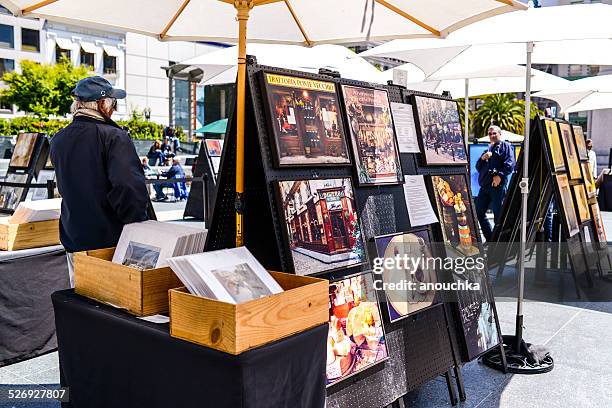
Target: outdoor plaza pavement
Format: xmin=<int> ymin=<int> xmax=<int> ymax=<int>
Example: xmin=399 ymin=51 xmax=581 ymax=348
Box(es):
xmin=1 ymin=206 xmax=611 ymax=408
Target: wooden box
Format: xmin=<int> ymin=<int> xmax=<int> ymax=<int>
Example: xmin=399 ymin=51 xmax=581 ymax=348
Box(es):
xmin=0 ymin=218 xmax=60 ymax=251
xmin=169 ymin=272 xmax=329 ymax=354
xmin=74 ymin=247 xmax=182 ymax=316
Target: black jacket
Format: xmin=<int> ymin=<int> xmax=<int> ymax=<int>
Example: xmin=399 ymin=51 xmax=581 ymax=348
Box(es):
xmin=50 ymin=116 xmax=149 ymax=253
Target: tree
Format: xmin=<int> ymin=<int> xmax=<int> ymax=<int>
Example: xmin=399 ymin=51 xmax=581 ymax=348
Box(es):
xmin=472 ymin=93 xmax=542 ymax=139
xmin=0 ymin=58 xmax=90 ymax=118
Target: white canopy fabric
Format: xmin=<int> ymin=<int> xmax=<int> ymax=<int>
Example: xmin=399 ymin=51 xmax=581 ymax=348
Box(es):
xmin=534 ymin=74 xmax=612 ymax=113
xmin=175 ymin=43 xmax=383 ymax=85
xmin=54 ymin=37 xmax=72 ymax=50
xmin=477 ymin=130 xmax=523 ymax=143
xmin=360 ymin=4 xmax=612 ymax=77
xmin=102 ymin=44 xmax=120 ymax=57
xmin=2 ymin=0 xmax=525 ymax=44
xmin=79 ymin=41 xmax=97 ymax=54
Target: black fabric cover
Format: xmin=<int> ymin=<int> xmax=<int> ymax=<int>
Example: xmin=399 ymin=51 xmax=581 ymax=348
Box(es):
xmin=598 ymin=174 xmax=612 ymax=211
xmin=0 ymin=248 xmax=69 ymax=367
xmin=53 ymin=290 xmax=327 ymax=408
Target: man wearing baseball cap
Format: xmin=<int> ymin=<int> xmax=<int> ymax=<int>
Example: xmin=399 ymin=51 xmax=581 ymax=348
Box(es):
xmin=50 ymin=76 xmax=150 ymax=286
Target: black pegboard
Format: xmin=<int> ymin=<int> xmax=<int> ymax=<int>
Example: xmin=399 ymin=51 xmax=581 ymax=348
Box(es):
xmin=204 ymin=59 xmax=468 ymax=407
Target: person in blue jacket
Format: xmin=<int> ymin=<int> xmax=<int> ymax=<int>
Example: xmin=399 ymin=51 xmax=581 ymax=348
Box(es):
xmin=153 ymin=158 xmax=185 ymax=201
xmin=50 ymin=77 xmax=150 ymax=286
xmin=475 ymin=125 xmax=516 ymax=241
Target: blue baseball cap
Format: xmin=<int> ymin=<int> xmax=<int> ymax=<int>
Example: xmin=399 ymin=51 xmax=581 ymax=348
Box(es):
xmin=72 ymin=76 xmax=126 ymax=102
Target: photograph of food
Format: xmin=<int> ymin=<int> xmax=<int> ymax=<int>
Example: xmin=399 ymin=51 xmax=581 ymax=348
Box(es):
xmin=341 ymin=85 xmax=402 ymax=185
xmin=262 ymin=72 xmax=350 ymax=167
xmin=543 ymin=119 xmax=566 ymax=172
xmin=277 ymin=178 xmax=366 ymax=276
xmin=430 ymin=174 xmax=480 ymax=256
xmin=414 ymin=95 xmax=467 ymax=165
xmin=572 ymin=125 xmax=588 ymax=161
xmin=326 ymin=272 xmax=387 ymax=387
xmin=555 ymin=173 xmax=580 ymax=237
xmin=559 ymin=122 xmax=582 ymax=180
xmin=9 ymin=133 xmax=38 ymax=169
xmin=374 ymin=229 xmax=438 ymax=321
xmin=572 ymin=184 xmax=591 ymax=224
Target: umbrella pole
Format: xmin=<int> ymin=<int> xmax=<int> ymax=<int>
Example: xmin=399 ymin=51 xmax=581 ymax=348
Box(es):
xmin=234 ymin=1 xmax=253 ymax=247
xmin=464 ymin=78 xmax=469 ymax=146
xmin=516 ymin=41 xmax=533 ymax=351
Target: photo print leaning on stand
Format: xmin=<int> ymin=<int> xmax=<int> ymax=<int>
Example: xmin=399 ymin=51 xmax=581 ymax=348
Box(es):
xmin=50 ymin=76 xmax=151 ymax=287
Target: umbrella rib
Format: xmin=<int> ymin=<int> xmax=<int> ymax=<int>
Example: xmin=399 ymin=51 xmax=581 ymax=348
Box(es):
xmin=283 ymin=0 xmax=312 ymax=46
xmin=22 ymin=0 xmax=59 ymax=14
xmin=160 ymin=0 xmax=191 ymax=39
xmin=374 ymin=0 xmax=441 ymax=37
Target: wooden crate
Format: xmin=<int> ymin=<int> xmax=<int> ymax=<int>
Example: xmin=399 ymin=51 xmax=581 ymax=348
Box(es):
xmin=74 ymin=247 xmax=182 ymax=316
xmin=0 ymin=218 xmax=60 ymax=251
xmin=170 ymin=272 xmax=329 ymax=354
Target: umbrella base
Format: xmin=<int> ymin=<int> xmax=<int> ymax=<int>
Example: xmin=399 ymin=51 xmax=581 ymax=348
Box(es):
xmin=482 ymin=335 xmax=554 ymax=374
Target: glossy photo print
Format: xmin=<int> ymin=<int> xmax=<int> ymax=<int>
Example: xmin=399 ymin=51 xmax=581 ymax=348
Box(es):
xmin=572 ymin=125 xmax=588 ymax=161
xmin=414 ymin=95 xmax=467 ymax=165
xmin=374 ymin=229 xmax=438 ymax=322
xmin=205 ymin=139 xmax=223 ymax=157
xmin=430 ymin=175 xmax=480 ymax=256
xmin=0 ymin=173 xmax=28 ymax=210
xmin=9 ymin=133 xmax=38 ymax=169
xmin=341 ymin=85 xmax=402 ymax=185
xmin=559 ymin=122 xmax=582 ymax=180
xmin=277 ymin=178 xmax=366 ymax=276
xmin=543 ymin=119 xmax=565 ymax=172
xmin=581 ymin=161 xmax=597 ymax=198
xmin=262 ymin=73 xmax=350 ymax=167
xmin=573 ymin=184 xmax=591 ymax=224
xmin=555 ymin=174 xmax=580 ymax=237
xmin=327 ymin=271 xmax=388 ymax=388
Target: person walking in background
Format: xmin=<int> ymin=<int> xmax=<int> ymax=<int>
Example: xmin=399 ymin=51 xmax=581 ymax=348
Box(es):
xmin=586 ymin=138 xmax=597 ymax=179
xmin=475 ymin=125 xmax=516 ymax=241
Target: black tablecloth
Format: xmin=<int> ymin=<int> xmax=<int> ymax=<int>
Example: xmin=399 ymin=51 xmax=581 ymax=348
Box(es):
xmin=0 ymin=245 xmax=69 ymax=367
xmin=52 ymin=290 xmax=327 ymax=408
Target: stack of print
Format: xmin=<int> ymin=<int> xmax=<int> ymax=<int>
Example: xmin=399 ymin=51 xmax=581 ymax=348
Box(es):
xmin=112 ymin=221 xmax=207 ymax=270
xmin=168 ymin=247 xmax=283 ymax=304
xmin=9 ymin=198 xmax=61 ymax=224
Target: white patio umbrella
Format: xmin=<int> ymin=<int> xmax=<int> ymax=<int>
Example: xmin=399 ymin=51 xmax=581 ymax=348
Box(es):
xmin=171 ymin=43 xmax=383 ymax=85
xmin=534 ymin=74 xmax=612 ymax=113
xmin=0 ymin=0 xmax=526 ymax=246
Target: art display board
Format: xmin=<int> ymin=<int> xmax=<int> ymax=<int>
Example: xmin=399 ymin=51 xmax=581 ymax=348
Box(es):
xmin=183 ymin=138 xmax=224 ymax=222
xmin=204 ymin=60 xmax=502 ymax=405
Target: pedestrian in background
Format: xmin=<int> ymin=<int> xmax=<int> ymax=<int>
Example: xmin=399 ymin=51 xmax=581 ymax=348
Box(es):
xmin=586 ymin=138 xmax=597 ymax=178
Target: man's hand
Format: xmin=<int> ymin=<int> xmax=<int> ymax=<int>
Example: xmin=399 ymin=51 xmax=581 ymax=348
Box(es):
xmin=492 ymin=175 xmax=502 ymax=187
xmin=481 ymin=151 xmax=492 ymax=161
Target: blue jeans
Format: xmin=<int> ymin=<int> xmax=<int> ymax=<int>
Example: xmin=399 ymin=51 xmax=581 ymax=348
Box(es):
xmin=153 ymin=182 xmax=174 ymax=199
xmin=475 ymin=180 xmax=508 ymax=241
xmin=147 ymin=152 xmax=165 ymax=166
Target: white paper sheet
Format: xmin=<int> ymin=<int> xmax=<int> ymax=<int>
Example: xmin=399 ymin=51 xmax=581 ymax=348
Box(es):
xmin=403 ymin=175 xmax=439 ymax=227
xmin=390 ymin=102 xmax=420 ymax=153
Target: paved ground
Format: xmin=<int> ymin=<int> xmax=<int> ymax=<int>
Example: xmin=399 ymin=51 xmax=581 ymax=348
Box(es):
xmin=1 ymin=208 xmax=611 ymax=407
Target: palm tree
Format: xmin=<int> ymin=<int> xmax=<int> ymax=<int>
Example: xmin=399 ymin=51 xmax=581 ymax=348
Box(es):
xmin=472 ymin=93 xmax=541 ymax=140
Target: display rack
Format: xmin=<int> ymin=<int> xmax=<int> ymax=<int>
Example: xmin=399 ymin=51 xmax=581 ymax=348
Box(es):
xmin=204 ymin=58 xmax=507 ymax=406
xmin=183 ymin=140 xmax=221 ymax=223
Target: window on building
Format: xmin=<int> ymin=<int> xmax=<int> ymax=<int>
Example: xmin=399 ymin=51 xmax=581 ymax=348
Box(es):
xmin=0 ymin=6 xmax=10 ymax=15
xmin=21 ymin=28 xmax=39 ymax=52
xmin=0 ymin=58 xmax=14 ymax=76
xmin=0 ymin=24 xmax=13 ymax=49
xmin=80 ymin=50 xmax=95 ymax=69
xmin=56 ymin=45 xmax=71 ymax=63
xmin=174 ymin=79 xmax=190 ymax=130
xmin=103 ymin=52 xmax=116 ymax=74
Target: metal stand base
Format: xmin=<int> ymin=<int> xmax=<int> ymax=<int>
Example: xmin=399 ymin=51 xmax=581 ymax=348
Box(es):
xmin=482 ymin=335 xmax=554 ymax=374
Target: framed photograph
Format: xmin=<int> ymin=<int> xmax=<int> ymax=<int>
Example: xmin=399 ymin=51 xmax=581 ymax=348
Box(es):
xmin=205 ymin=139 xmax=223 ymax=157
xmin=581 ymin=161 xmax=597 ymax=198
xmin=413 ymin=95 xmax=467 ymax=165
xmin=572 ymin=184 xmax=591 ymax=224
xmin=555 ymin=173 xmax=580 ymax=237
xmin=9 ymin=133 xmax=39 ymax=169
xmin=276 ymin=178 xmax=367 ymax=276
xmin=0 ymin=173 xmax=28 ymax=210
xmin=326 ymin=271 xmax=388 ymax=388
xmin=341 ymin=85 xmax=403 ymax=185
xmin=543 ymin=119 xmax=565 ymax=172
xmin=122 ymin=241 xmax=161 ymax=270
xmin=32 ymin=169 xmax=57 ymax=200
xmin=591 ymin=202 xmax=607 ymax=243
xmin=558 ymin=122 xmax=582 ymax=180
xmin=261 ymin=72 xmax=350 ymax=167
xmin=572 ymin=125 xmax=588 ymax=161
xmin=430 ymin=174 xmax=480 ymax=256
xmin=373 ymin=229 xmax=438 ymax=322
